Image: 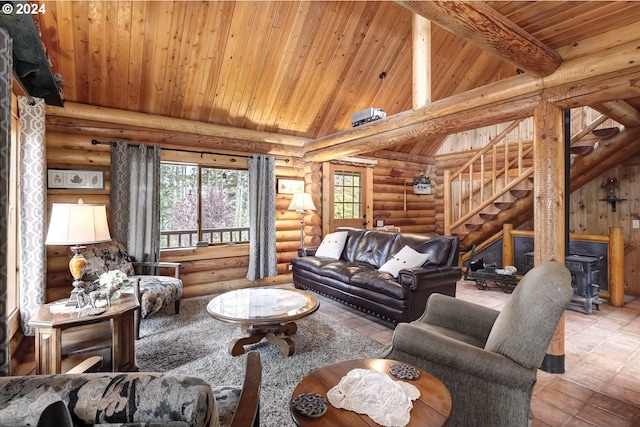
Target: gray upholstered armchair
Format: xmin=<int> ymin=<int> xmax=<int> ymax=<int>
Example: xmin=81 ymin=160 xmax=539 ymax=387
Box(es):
xmin=380 ymin=261 xmax=573 ymax=427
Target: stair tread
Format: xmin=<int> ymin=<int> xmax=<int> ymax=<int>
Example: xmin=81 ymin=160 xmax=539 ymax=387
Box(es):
xmin=570 ymin=145 xmax=594 ymax=156
xmin=479 ymin=211 xmax=499 ymax=220
xmin=494 ymin=201 xmax=514 ymax=210
xmin=465 ymin=223 xmax=482 ymax=231
xmin=592 ymin=127 xmax=619 ymax=139
xmin=510 ymin=188 xmax=531 ymax=198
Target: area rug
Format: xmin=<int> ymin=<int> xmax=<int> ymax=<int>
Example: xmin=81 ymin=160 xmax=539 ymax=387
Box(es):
xmin=136 ymin=295 xmax=386 ymax=427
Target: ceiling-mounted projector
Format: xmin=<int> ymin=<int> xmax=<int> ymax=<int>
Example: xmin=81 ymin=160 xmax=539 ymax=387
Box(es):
xmin=351 ymin=107 xmax=386 ymax=127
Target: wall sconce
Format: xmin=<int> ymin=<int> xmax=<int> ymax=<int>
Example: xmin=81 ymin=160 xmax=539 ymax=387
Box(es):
xmin=599 ymin=178 xmax=626 ymax=212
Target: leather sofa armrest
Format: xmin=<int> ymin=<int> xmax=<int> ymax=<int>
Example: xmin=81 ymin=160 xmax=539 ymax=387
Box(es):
xmin=297 ymin=246 xmax=318 ymax=257
xmin=397 ymin=266 xmax=462 ymax=291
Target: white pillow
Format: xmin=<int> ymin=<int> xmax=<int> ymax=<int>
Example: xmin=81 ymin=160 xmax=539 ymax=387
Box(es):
xmin=315 ymin=231 xmax=349 ymax=259
xmin=379 ymin=245 xmax=429 ymax=278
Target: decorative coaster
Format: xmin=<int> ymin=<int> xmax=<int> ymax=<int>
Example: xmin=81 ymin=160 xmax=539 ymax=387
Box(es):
xmin=82 ymin=307 xmax=106 ymax=316
xmin=389 ymin=363 xmax=420 ymax=380
xmin=291 ymin=393 xmax=328 ymax=418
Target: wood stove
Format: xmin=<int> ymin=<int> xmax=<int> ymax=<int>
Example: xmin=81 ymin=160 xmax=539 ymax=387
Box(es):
xmin=564 ymin=255 xmax=605 ymax=315
xmin=525 ymin=253 xmax=606 ymax=315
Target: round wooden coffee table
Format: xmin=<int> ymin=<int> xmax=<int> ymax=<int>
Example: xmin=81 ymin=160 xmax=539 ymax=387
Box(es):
xmin=207 ymin=287 xmax=319 ymax=357
xmin=290 ymin=359 xmax=452 ymax=427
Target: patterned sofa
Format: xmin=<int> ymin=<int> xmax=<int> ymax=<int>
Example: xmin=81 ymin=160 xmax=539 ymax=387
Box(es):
xmin=0 ymin=372 xmax=214 ymax=426
xmin=0 ymin=352 xmax=262 ymax=427
xmin=80 ymin=240 xmax=183 ymax=319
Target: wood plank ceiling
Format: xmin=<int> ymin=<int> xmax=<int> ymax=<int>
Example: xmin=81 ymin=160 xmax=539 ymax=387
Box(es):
xmin=35 ymin=1 xmax=640 ymax=158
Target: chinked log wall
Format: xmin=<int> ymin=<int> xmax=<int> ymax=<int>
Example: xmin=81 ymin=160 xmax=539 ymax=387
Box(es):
xmin=43 ymin=128 xmax=322 ymax=302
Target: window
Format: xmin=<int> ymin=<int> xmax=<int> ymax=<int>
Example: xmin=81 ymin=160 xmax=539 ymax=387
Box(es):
xmin=333 ymin=169 xmax=362 ymax=219
xmin=160 ymin=163 xmax=250 ymax=248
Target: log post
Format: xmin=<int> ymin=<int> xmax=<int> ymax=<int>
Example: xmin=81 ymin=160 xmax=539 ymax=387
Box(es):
xmin=443 ymin=169 xmax=451 ymax=235
xmin=532 ymin=100 xmax=567 ymax=374
xmin=609 ymin=226 xmax=625 ymax=307
xmin=502 ymin=223 xmax=514 ymax=267
xmin=412 ymin=13 xmax=431 ymax=110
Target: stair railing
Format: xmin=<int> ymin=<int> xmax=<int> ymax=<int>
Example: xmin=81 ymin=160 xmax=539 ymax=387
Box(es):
xmin=444 ymin=119 xmax=530 ymax=235
xmin=444 ymin=114 xmax=610 ymax=236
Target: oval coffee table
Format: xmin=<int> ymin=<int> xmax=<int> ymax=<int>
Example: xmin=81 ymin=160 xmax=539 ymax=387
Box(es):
xmin=207 ymin=287 xmax=319 ymax=357
xmin=290 ymin=359 xmax=452 ymax=426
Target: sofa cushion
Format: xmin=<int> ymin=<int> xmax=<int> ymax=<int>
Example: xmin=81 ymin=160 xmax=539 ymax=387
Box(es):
xmin=378 ymin=245 xmax=429 ymax=278
xmin=315 ymin=231 xmax=348 ymax=259
xmin=291 ymin=256 xmax=337 ymax=274
xmin=352 ymin=230 xmax=397 ymax=268
xmin=319 ymin=261 xmax=376 ymax=283
xmin=350 ymin=271 xmax=411 ymax=299
xmin=340 ymin=228 xmax=368 ymax=262
xmin=388 ymin=234 xmax=452 ymax=266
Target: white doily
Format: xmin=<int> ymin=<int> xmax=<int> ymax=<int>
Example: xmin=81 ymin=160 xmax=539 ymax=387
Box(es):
xmin=327 ymin=368 xmax=420 ymax=427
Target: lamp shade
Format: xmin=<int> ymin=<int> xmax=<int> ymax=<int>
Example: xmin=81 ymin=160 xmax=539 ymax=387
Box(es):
xmin=45 ymin=201 xmax=112 ymax=245
xmin=288 ymin=193 xmax=316 ymax=212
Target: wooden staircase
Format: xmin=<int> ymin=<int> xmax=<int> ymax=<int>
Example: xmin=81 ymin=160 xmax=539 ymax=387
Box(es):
xmin=444 ymin=116 xmax=640 ymax=251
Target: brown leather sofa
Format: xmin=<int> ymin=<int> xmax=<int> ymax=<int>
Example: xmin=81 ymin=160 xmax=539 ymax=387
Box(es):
xmin=292 ymin=228 xmax=461 ymax=325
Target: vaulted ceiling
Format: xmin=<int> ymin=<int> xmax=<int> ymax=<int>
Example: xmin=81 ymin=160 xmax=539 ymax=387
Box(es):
xmin=32 ymin=1 xmax=640 ymax=159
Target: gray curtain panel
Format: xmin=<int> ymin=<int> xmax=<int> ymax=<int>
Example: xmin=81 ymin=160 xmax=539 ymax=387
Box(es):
xmin=110 ymin=142 xmax=161 ymax=270
xmin=18 ymin=96 xmax=47 ymax=337
xmin=0 ymin=28 xmax=12 ymax=375
xmin=246 ymin=155 xmax=277 ymax=280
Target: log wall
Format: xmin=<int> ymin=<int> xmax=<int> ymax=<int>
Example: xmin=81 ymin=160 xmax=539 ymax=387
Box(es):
xmin=371 ymin=157 xmax=436 ymax=234
xmin=44 ymin=129 xmax=307 ymax=302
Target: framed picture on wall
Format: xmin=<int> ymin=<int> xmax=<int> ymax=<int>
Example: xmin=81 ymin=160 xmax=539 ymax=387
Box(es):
xmin=277 ymin=178 xmax=305 ymax=194
xmin=47 ymin=169 xmax=105 ymax=190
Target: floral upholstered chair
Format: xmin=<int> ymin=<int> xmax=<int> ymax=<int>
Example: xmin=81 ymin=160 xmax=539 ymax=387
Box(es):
xmin=80 ymin=240 xmax=183 ymax=327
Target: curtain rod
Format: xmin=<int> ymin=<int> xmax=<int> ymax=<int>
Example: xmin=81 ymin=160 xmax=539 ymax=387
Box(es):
xmin=90 ymin=139 xmax=289 ymax=163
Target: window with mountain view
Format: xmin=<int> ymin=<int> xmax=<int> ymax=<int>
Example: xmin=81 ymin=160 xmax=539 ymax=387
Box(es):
xmin=160 ymin=163 xmax=250 ymax=249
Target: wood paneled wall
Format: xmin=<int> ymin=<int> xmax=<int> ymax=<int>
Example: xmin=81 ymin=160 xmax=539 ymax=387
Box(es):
xmin=44 ymin=129 xmax=307 ymax=302
xmin=570 ymin=164 xmax=640 ymax=296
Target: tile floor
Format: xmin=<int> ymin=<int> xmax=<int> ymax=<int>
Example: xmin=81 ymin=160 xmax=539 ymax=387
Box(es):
xmin=313 ymin=279 xmax=640 ymax=427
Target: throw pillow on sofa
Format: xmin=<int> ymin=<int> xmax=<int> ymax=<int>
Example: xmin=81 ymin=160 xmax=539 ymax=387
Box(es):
xmin=379 ymin=245 xmax=429 ymax=278
xmin=315 ymin=231 xmax=349 ymax=259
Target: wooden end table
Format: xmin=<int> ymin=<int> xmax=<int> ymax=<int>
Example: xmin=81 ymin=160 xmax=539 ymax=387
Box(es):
xmin=290 ymin=359 xmax=452 ymax=427
xmin=207 ymin=287 xmax=319 ymax=357
xmin=30 ymin=293 xmax=139 ymax=374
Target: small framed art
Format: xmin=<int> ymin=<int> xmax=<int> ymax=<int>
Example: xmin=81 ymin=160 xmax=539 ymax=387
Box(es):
xmin=47 ymin=169 xmax=105 ymax=190
xmin=277 ymin=178 xmax=305 ymax=194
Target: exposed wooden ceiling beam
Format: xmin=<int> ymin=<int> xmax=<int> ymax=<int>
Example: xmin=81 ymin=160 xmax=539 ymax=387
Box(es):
xmin=397 ymin=0 xmax=562 ymax=77
xmin=591 ymin=100 xmax=640 ymax=128
xmin=304 ymin=40 xmax=640 ymax=163
xmin=45 ymin=102 xmax=310 ymax=147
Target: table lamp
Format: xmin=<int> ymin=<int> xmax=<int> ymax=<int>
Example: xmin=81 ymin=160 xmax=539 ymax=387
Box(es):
xmin=45 ymin=199 xmax=112 ymax=306
xmin=288 ymin=193 xmax=316 ymax=246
